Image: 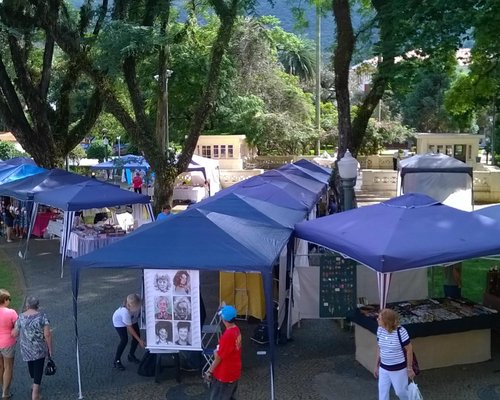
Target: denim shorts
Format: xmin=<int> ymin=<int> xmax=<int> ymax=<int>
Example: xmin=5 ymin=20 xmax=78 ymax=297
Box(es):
xmin=0 ymin=344 xmax=15 ymax=358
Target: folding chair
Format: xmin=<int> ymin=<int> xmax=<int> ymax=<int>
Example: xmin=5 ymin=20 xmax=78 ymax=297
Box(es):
xmin=201 ymin=303 xmax=224 ymax=375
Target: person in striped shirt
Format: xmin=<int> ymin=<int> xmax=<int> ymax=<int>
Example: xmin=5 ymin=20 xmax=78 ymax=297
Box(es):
xmin=373 ymin=308 xmax=415 ymax=400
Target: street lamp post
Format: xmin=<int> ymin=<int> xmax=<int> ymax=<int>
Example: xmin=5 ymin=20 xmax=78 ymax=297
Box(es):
xmin=165 ymin=69 xmax=173 ymax=154
xmin=103 ymin=137 xmax=109 ymax=162
xmin=337 ymin=149 xmax=358 ymax=211
xmin=117 ymin=136 xmax=121 ymax=157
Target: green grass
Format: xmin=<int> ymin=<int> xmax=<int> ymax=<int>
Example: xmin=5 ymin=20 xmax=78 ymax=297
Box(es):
xmin=0 ymin=254 xmax=23 ymax=311
xmin=428 ymin=258 xmax=492 ymax=303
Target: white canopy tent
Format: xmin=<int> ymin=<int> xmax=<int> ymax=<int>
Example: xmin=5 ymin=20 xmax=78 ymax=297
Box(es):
xmin=398 ymin=153 xmax=473 ymax=211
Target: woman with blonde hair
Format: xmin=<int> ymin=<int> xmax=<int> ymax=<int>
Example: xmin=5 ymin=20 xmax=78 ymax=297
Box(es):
xmin=112 ymin=294 xmax=145 ymax=370
xmin=0 ymin=289 xmax=17 ymax=399
xmin=373 ymin=308 xmax=415 ymax=400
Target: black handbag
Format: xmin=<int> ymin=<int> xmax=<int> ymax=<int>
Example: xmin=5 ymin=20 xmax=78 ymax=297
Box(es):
xmin=45 ymin=357 xmax=57 ymax=376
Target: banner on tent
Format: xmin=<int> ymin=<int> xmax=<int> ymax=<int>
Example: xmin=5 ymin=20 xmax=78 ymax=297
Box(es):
xmin=144 ymin=269 xmax=201 ymax=351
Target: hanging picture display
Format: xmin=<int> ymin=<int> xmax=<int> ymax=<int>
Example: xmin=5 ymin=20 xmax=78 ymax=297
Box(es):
xmin=144 ymin=269 xmax=201 ymax=351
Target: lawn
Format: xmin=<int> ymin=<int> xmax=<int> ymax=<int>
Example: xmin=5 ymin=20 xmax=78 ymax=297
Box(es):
xmin=0 ymin=252 xmax=23 ymax=311
xmin=428 ymin=258 xmax=493 ymax=303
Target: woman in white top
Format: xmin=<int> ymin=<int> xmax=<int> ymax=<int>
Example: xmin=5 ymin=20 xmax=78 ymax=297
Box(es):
xmin=112 ymin=294 xmax=145 ymax=371
xmin=373 ymin=308 xmax=415 ymax=400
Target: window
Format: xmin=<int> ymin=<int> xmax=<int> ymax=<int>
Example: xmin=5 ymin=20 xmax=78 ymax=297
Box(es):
xmin=213 ymin=145 xmax=219 ymax=158
xmin=202 ymin=145 xmax=211 ymax=158
xmin=220 ymin=145 xmax=226 ymax=158
xmin=228 ymin=145 xmax=234 ymax=158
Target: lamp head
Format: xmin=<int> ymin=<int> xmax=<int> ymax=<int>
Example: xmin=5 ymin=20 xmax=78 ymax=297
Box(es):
xmin=338 ymin=149 xmax=358 ymax=179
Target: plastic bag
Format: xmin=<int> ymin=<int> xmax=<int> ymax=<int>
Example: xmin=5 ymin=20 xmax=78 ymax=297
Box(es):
xmin=408 ymin=381 xmax=423 ymax=400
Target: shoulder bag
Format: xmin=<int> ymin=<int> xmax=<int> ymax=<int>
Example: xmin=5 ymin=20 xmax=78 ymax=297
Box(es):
xmin=397 ymin=327 xmax=420 ymax=375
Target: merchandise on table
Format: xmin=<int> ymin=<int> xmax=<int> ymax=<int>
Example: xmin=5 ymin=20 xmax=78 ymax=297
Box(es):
xmin=357 ymin=298 xmax=497 ymax=325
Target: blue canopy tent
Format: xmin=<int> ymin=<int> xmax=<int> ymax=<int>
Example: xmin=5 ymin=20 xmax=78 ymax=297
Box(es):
xmin=0 ymin=164 xmax=46 ymax=185
xmin=261 ymin=169 xmax=327 ymax=201
xmin=90 ymin=155 xmax=151 ymax=170
xmin=216 ymin=174 xmax=321 ymax=211
xmin=71 ymin=208 xmax=293 ymax=399
xmin=1 ymin=157 xmax=37 ymax=166
xmin=192 ymin=192 xmax=307 ymax=229
xmin=293 ymin=158 xmax=332 ymax=176
xmin=295 ymin=193 xmax=500 ymax=308
xmin=30 ymin=179 xmax=153 ymax=275
xmin=474 ymin=205 xmax=500 ymax=220
xmin=70 ymin=159 xmax=328 ymax=399
xmin=277 ymin=163 xmax=330 ymax=185
xmin=0 ymin=168 xmax=89 ymax=200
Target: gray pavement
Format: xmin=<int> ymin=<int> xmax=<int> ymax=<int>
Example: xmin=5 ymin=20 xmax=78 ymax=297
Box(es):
xmin=2 ymin=238 xmax=500 ymax=399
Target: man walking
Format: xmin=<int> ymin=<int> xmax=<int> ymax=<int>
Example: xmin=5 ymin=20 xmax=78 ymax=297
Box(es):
xmin=206 ymin=305 xmax=241 ymax=400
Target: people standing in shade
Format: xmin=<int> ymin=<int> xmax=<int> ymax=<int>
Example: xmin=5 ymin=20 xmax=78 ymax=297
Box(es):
xmin=132 ymin=172 xmax=143 ymax=194
xmin=206 ymin=305 xmax=242 ymax=400
xmin=443 ymin=262 xmax=462 ymax=299
xmin=175 ymin=322 xmax=191 ymax=346
xmin=392 ymin=150 xmax=401 ymax=171
xmin=156 ymin=205 xmax=173 ymax=221
xmin=2 ymin=200 xmax=14 ymax=243
xmin=112 ymin=294 xmax=145 ymax=370
xmin=374 ymin=308 xmax=414 ymax=400
xmin=0 ymin=289 xmax=17 ymax=399
xmin=12 ymin=296 xmax=53 ymax=400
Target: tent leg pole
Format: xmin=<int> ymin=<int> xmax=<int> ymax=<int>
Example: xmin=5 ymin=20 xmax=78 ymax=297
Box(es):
xmin=76 ymin=339 xmax=83 ymax=399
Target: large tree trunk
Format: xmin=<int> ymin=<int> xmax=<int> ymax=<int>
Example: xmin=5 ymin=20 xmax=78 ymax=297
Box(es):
xmin=350 ymin=0 xmax=395 ymax=156
xmin=332 ymin=0 xmax=355 ymax=159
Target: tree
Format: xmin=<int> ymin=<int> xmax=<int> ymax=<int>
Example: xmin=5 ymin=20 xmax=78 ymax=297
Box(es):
xmin=0 ymin=0 xmax=103 ymax=167
xmin=0 ymin=141 xmax=27 ymax=160
xmin=332 ymin=0 xmax=478 ymax=160
xmin=30 ymin=0 xmax=259 ymax=210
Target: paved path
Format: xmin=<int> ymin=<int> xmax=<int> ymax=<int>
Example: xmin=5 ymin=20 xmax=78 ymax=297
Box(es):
xmin=2 ymin=238 xmax=500 ymax=399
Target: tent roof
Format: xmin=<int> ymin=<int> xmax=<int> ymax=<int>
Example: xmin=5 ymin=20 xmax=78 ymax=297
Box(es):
xmin=2 ymin=157 xmax=37 ymax=166
xmin=193 ymin=192 xmax=307 ymax=229
xmin=71 ymin=207 xmax=292 ymax=273
xmin=399 ymin=153 xmax=473 ymax=177
xmin=33 ymin=179 xmax=150 ymax=211
xmin=216 ymin=175 xmax=316 ymax=211
xmin=294 ymin=158 xmax=332 ymax=176
xmin=0 ymin=169 xmax=89 ymax=200
xmin=261 ymin=169 xmax=326 ymax=198
xmin=277 ymin=163 xmax=330 ymax=185
xmin=0 ymin=164 xmax=46 ymax=185
xmin=474 ymin=205 xmax=500 ymax=220
xmin=91 ymin=155 xmax=150 ymax=170
xmin=294 ymin=193 xmax=500 ymax=273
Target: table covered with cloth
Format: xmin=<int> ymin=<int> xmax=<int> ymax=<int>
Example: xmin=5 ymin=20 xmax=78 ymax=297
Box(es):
xmin=66 ymin=232 xmax=123 ymax=258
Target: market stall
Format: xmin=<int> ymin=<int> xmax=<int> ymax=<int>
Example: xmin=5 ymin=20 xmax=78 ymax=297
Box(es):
xmin=351 ymin=298 xmax=497 ymax=370
xmin=28 ymin=178 xmax=153 ymax=275
xmin=70 ymin=159 xmax=329 ymax=400
xmin=294 ymin=193 xmax=500 ymax=372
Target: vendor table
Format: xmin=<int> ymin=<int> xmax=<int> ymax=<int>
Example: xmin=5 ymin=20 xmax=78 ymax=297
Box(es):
xmin=66 ymin=232 xmax=123 ymax=258
xmin=173 ymin=186 xmax=206 ymax=203
xmin=349 ymin=298 xmax=498 ymax=371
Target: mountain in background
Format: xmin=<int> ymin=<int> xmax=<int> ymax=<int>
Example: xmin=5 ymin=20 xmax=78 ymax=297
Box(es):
xmin=69 ymin=1 xmax=368 ymax=63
